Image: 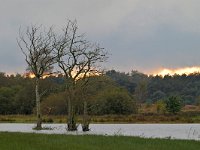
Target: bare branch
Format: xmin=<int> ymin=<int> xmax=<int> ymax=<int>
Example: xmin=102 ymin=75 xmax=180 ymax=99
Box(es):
xmin=53 ymin=20 xmax=107 ymax=87
xmin=18 ymin=24 xmax=56 ymax=78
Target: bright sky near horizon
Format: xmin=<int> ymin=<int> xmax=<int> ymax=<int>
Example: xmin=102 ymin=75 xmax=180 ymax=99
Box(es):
xmin=1 ymin=0 xmax=200 ymax=75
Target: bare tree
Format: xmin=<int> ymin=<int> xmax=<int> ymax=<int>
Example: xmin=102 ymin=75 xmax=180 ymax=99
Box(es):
xmin=18 ymin=25 xmax=56 ymax=129
xmin=54 ymin=20 xmax=107 ymax=131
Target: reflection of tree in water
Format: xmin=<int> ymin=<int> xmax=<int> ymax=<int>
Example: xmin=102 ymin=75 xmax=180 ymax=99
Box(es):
xmin=188 ymin=127 xmax=200 ymax=139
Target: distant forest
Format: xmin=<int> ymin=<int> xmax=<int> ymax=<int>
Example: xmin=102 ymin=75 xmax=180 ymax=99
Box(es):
xmin=0 ymin=70 xmax=200 ymax=115
xmin=106 ymin=70 xmax=200 ymax=105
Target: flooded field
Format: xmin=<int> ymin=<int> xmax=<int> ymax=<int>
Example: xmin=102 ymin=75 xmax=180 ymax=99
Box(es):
xmin=0 ymin=123 xmax=200 ymax=140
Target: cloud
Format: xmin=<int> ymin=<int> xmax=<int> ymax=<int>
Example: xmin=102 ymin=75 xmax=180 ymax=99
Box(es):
xmin=0 ymin=0 xmax=200 ymax=73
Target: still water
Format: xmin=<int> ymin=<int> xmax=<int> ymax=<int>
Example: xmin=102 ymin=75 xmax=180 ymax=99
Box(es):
xmin=0 ymin=123 xmax=200 ymax=140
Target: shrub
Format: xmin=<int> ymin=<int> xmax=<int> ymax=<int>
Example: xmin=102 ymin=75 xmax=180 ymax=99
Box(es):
xmin=90 ymin=88 xmax=137 ymax=115
xmin=41 ymin=92 xmax=67 ymax=115
xmin=165 ymin=96 xmax=182 ymax=114
xmin=156 ymin=100 xmax=166 ymax=114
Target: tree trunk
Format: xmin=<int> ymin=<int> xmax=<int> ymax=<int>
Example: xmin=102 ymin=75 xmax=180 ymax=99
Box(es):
xmin=36 ymin=77 xmax=42 ymax=129
xmin=82 ymin=101 xmax=90 ymax=132
xmin=67 ymin=89 xmax=77 ymax=131
xmin=67 ymin=95 xmax=72 ymax=130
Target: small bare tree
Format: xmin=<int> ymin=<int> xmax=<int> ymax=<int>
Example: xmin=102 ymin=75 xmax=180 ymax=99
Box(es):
xmin=18 ymin=25 xmax=56 ymax=129
xmin=54 ymin=20 xmax=107 ymax=131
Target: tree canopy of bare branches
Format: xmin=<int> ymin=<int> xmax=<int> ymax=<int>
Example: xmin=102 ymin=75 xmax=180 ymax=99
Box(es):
xmin=54 ymin=20 xmax=108 ymax=131
xmin=18 ymin=20 xmax=108 ymax=131
xmin=18 ymin=25 xmax=56 ymax=78
xmin=18 ymin=25 xmax=56 ymax=129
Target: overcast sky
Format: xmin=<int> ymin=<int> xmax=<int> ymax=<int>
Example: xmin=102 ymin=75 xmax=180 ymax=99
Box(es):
xmin=1 ymin=0 xmax=200 ymax=74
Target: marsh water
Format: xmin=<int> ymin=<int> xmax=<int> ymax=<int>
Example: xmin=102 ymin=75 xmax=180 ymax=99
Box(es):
xmin=0 ymin=123 xmax=200 ymax=140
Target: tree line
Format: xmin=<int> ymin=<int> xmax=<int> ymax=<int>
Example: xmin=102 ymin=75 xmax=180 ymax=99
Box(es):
xmin=0 ymin=73 xmax=136 ymax=115
xmin=106 ymin=70 xmax=200 ymax=106
xmin=1 ymin=69 xmax=200 ymax=117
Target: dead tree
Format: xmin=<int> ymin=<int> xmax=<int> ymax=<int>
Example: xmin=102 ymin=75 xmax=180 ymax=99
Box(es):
xmin=54 ymin=20 xmax=107 ymax=131
xmin=18 ymin=25 xmax=56 ymax=129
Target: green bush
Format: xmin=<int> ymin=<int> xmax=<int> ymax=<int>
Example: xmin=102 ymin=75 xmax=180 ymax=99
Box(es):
xmin=90 ymin=88 xmax=137 ymax=115
xmin=165 ymin=96 xmax=182 ymax=114
xmin=41 ymin=92 xmax=67 ymax=115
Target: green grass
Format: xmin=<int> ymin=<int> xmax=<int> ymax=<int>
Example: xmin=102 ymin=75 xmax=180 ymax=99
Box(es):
xmin=0 ymin=132 xmax=199 ymax=150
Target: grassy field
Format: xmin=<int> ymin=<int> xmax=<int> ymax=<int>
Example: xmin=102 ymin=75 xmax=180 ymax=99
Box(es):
xmin=0 ymin=132 xmax=199 ymax=150
xmin=0 ymin=105 xmax=200 ymax=124
xmin=1 ymin=113 xmax=200 ymax=124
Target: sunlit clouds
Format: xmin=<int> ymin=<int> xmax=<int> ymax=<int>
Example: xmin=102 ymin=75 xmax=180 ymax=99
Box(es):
xmin=152 ymin=66 xmax=200 ymax=76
